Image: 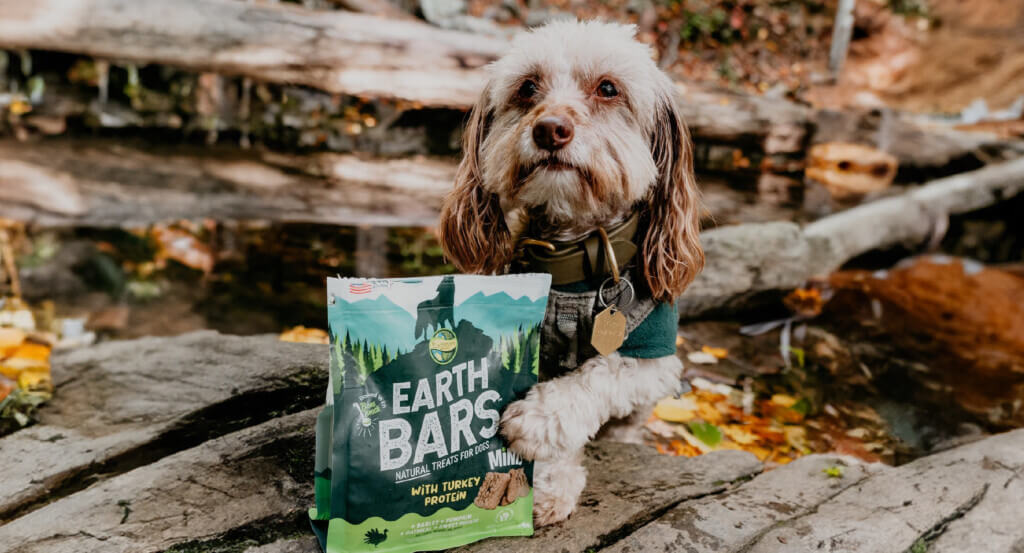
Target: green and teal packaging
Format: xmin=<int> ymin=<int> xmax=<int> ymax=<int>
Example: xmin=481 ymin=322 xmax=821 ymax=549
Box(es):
xmin=311 ymin=274 xmax=551 ymax=553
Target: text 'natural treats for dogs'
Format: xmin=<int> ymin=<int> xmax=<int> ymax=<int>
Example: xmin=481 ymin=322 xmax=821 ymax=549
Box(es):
xmin=310 ymin=274 xmax=551 ymax=553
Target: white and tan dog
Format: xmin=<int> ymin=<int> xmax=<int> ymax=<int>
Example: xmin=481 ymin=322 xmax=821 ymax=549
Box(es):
xmin=439 ymin=20 xmax=704 ymax=526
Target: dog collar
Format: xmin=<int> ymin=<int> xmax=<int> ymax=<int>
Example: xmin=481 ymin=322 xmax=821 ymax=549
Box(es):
xmin=513 ymin=211 xmax=640 ymax=286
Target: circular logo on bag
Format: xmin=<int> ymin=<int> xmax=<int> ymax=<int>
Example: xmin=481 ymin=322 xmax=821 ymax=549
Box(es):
xmin=429 ymin=328 xmax=458 ymax=365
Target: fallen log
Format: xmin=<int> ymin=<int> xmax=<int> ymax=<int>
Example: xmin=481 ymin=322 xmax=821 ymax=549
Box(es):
xmin=0 ymin=408 xmax=322 ymax=553
xmin=677 ymin=156 xmax=1024 ymax=318
xmin=2 ymin=0 xmax=1020 ymax=169
xmin=0 ymin=331 xmax=324 ymax=522
xmin=0 ymin=139 xmax=454 ymax=227
xmin=0 ymin=0 xmax=505 ymax=108
xmin=0 ymin=138 xmax=796 ymax=229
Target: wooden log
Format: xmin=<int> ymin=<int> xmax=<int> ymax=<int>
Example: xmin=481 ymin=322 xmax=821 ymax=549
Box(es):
xmin=803 ymin=155 xmax=1024 ymax=272
xmin=0 ymin=408 xmax=322 ymax=553
xmin=0 ymin=139 xmax=455 ymax=227
xmin=678 ymin=156 xmax=1024 ymax=318
xmin=0 ymin=0 xmax=506 ymax=108
xmin=0 ymin=331 xmax=325 ymax=522
xmin=1 ymin=0 xmax=1018 ymax=168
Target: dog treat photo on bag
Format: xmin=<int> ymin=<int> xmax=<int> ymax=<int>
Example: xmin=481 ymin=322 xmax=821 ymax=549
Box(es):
xmin=3 ymin=1 xmax=1022 ymax=552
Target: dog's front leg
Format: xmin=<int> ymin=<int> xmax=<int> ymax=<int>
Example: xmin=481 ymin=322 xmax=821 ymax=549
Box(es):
xmin=501 ymin=354 xmax=684 ymax=524
xmin=502 ymin=353 xmax=684 ymax=460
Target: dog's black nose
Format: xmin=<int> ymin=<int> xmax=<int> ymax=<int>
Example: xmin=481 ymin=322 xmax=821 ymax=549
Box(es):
xmin=533 ymin=115 xmax=574 ymax=151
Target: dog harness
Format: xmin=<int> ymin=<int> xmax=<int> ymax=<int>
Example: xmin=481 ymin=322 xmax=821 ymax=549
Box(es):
xmin=512 ymin=213 xmax=678 ymax=380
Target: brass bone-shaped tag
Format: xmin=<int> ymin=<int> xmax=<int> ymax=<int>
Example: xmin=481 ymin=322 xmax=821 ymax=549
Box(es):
xmin=591 ymin=305 xmax=626 ymax=356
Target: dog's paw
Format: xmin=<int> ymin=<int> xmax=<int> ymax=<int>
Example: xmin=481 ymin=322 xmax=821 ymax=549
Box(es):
xmin=531 ymin=458 xmax=587 ymax=527
xmin=532 ymin=486 xmax=578 ymax=527
xmin=501 ymin=391 xmax=589 ymax=461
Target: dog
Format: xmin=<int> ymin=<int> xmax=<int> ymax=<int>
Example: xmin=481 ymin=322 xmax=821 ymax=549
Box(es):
xmin=414 ymin=275 xmax=456 ymax=338
xmin=438 ymin=20 xmax=704 ymax=526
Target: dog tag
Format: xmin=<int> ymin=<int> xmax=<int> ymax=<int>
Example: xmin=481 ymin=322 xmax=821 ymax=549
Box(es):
xmin=592 ymin=304 xmax=626 ymax=356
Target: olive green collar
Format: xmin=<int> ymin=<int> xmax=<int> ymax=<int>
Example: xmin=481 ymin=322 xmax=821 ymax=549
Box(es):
xmin=513 ymin=212 xmax=640 ymax=286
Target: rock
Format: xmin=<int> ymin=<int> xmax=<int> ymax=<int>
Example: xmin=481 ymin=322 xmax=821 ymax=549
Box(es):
xmin=605 ymin=454 xmax=885 ymax=553
xmin=745 ymin=428 xmax=1024 ymax=552
xmin=0 ymin=409 xmax=319 ymax=553
xmin=828 ymin=256 xmax=1024 ymax=426
xmin=242 ymin=537 xmax=321 ymax=553
xmin=0 ymin=331 xmax=325 ymax=520
xmin=453 ymin=444 xmax=762 ymax=553
xmin=930 ymin=434 xmax=1024 ymax=552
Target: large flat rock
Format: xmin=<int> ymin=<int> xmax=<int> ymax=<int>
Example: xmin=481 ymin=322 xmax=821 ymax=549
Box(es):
xmin=0 ymin=408 xmax=319 ymax=553
xmin=745 ymin=428 xmax=1024 ymax=552
xmin=929 ymin=430 xmax=1024 ymax=553
xmin=605 ymin=454 xmax=885 ymax=553
xmin=0 ymin=331 xmax=325 ymax=521
xmin=452 ymin=444 xmax=763 ymax=553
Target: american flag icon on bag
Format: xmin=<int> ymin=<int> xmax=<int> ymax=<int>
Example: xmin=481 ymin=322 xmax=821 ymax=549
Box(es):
xmin=348 ymin=282 xmax=372 ymax=295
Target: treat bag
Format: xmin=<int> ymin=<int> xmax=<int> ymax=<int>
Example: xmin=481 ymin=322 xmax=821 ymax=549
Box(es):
xmin=311 ymin=274 xmax=550 ymax=553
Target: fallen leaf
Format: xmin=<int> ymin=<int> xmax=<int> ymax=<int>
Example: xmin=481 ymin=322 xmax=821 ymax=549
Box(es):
xmin=150 ymin=225 xmax=215 ymax=274
xmin=18 ymin=370 xmax=51 ymax=393
xmin=0 ymin=375 xmax=14 ymax=402
xmin=784 ymin=287 xmax=826 ymax=318
xmin=771 ymin=394 xmax=798 ymax=408
xmin=279 ymin=326 xmax=329 ymax=344
xmin=823 ymin=465 xmax=844 ymax=478
xmin=722 ymin=424 xmax=759 ymax=445
xmin=653 ymin=396 xmax=698 ymax=422
xmin=645 ymin=417 xmax=679 ymax=439
xmin=687 ymin=421 xmax=723 ymax=447
xmin=675 ymin=425 xmax=713 ymax=454
xmin=696 ymin=401 xmax=725 ymax=425
xmin=701 ymin=345 xmax=729 ymax=359
xmin=687 ymin=351 xmax=719 ymax=364
xmin=7 ymin=100 xmax=31 ymax=115
xmin=0 ymin=328 xmax=26 ymax=350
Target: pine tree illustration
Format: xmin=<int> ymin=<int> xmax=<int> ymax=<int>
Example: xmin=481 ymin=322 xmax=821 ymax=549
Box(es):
xmin=363 ymin=528 xmax=388 ymax=547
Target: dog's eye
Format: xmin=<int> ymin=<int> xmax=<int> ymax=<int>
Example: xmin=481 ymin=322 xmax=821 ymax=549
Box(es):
xmin=597 ymin=80 xmax=618 ymax=98
xmin=517 ymin=80 xmax=538 ymax=100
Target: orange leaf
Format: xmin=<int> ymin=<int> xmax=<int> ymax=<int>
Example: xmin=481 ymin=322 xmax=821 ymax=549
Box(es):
xmin=701 ymin=345 xmax=729 ymax=359
xmin=0 ymin=375 xmax=13 ymax=401
xmin=279 ymin=326 xmax=329 ymax=344
xmin=11 ymin=343 xmax=51 ymax=362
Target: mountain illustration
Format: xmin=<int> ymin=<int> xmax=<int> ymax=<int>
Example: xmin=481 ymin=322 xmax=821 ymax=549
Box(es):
xmin=329 ymin=295 xmax=418 ymax=352
xmin=454 ymin=291 xmax=547 ymax=341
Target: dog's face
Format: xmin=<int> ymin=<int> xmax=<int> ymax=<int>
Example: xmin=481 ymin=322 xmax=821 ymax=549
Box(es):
xmin=440 ymin=20 xmax=704 ymax=302
xmin=480 ymin=22 xmax=664 ymax=229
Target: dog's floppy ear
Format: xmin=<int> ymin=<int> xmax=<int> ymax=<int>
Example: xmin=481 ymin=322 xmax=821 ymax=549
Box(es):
xmin=439 ymin=88 xmax=513 ymax=274
xmin=641 ymin=78 xmax=705 ymax=302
